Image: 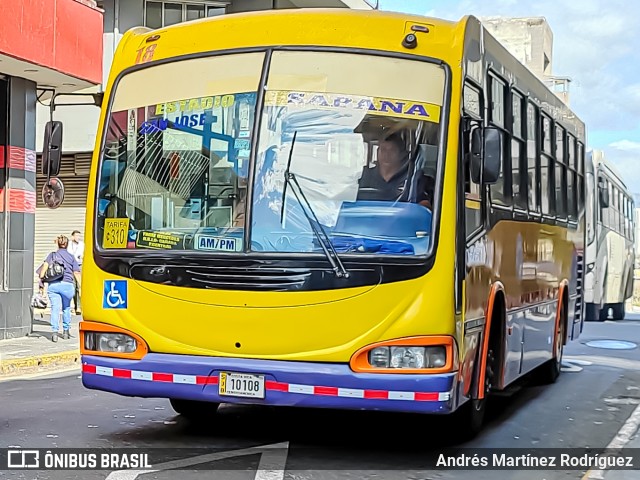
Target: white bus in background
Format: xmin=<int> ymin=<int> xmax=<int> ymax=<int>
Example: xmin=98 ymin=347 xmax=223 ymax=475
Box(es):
xmin=584 ymin=150 xmax=635 ymax=321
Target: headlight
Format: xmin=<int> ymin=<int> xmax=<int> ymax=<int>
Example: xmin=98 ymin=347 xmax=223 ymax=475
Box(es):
xmin=391 ymin=346 xmax=425 ymax=368
xmin=85 ymin=332 xmax=137 ymax=353
xmin=369 ymin=347 xmax=390 ymax=367
xmin=367 ymin=345 xmax=446 ymax=369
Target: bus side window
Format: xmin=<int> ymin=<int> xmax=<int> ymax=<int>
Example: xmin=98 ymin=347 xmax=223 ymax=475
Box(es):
xmin=462 ymin=82 xmax=483 ymax=238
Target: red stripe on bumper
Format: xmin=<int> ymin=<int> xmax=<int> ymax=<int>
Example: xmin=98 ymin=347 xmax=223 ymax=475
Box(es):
xmin=266 ymin=380 xmax=288 ymax=392
xmin=152 ymin=372 xmax=174 ymax=382
xmin=196 ymin=376 xmax=219 ymax=385
xmin=415 ymin=392 xmax=440 ymax=401
xmin=314 ymin=386 xmax=339 ymax=396
xmin=82 ymin=364 xmax=97 ymax=374
xmin=112 ymin=368 xmax=132 ymax=379
xmin=363 ymin=389 xmax=389 ymax=399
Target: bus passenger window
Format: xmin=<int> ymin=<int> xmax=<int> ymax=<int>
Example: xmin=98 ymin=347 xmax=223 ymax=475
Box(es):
xmin=488 ymin=76 xmax=510 ymax=206
xmin=541 ymin=156 xmax=552 ymax=215
xmin=526 ymin=103 xmax=538 ymax=212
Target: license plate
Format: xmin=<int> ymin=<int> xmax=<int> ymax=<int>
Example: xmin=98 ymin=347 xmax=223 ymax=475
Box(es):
xmin=219 ymin=372 xmax=265 ymax=399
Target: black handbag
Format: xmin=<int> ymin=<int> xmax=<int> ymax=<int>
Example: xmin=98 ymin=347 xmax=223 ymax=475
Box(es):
xmin=42 ymin=252 xmax=64 ymax=283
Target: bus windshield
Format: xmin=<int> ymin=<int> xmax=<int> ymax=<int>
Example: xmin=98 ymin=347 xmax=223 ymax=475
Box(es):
xmin=96 ymin=50 xmax=445 ymax=256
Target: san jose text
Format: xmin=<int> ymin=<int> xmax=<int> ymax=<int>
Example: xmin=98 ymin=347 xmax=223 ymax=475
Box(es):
xmin=437 ymin=453 xmax=635 ymax=469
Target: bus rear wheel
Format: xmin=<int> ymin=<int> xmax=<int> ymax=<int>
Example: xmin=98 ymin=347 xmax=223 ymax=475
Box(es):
xmin=170 ymin=399 xmax=219 ymax=420
xmin=537 ymin=302 xmax=565 ymax=384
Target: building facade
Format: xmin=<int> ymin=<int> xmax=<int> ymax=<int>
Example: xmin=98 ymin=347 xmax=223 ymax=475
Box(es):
xmin=33 ymin=0 xmax=374 ymax=292
xmin=481 ymin=16 xmax=571 ymax=105
xmin=0 ymin=0 xmax=103 ymax=339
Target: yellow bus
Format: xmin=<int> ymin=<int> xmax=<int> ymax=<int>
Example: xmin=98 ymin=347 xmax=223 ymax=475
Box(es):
xmin=41 ymin=8 xmax=586 ymax=434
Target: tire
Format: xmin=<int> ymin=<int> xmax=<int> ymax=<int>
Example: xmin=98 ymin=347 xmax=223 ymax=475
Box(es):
xmin=537 ymin=302 xmax=565 ymax=384
xmin=453 ymin=341 xmax=497 ymax=440
xmin=584 ymin=303 xmax=600 ymax=322
xmin=610 ymin=302 xmax=625 ymax=320
xmin=170 ymin=399 xmax=219 ymax=420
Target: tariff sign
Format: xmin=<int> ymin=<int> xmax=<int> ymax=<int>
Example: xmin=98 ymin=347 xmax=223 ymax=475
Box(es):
xmin=103 ymin=218 xmax=130 ymax=249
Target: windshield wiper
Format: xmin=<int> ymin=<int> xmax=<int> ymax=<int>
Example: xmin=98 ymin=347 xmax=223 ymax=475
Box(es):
xmin=280 ymin=132 xmax=350 ymax=279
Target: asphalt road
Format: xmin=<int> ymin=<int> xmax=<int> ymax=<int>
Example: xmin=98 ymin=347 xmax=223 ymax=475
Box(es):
xmin=2 ymin=316 xmax=640 ymax=480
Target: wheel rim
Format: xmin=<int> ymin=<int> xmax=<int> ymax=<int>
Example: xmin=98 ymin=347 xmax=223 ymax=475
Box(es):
xmin=555 ymin=310 xmax=564 ymax=361
xmin=485 ymin=348 xmax=495 ymax=394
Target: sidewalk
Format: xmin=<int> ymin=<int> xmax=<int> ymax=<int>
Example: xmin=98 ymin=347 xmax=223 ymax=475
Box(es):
xmin=0 ymin=309 xmax=81 ymax=378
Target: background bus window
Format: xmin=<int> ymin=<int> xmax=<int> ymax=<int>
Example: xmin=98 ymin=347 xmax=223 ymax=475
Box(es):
xmin=567 ymin=135 xmax=577 ymax=219
xmin=609 ymin=182 xmax=615 ymax=231
xmin=526 ymin=102 xmax=538 ymax=212
xmin=577 ymin=142 xmax=585 ymax=209
xmin=586 ymin=170 xmax=595 ymax=244
xmin=619 ymin=190 xmax=624 ymax=233
xmin=602 ymin=178 xmax=609 ymax=227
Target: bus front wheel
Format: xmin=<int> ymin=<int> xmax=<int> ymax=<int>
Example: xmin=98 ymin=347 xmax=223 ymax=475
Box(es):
xmin=170 ymin=399 xmax=220 ymax=420
xmin=453 ymin=344 xmax=496 ymax=439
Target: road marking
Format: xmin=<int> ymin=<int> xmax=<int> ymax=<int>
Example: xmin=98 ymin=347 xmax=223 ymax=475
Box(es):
xmin=604 ymin=397 xmax=640 ymax=405
xmin=563 ymin=355 xmax=640 ymax=370
xmin=563 ymin=358 xmax=593 ymax=366
xmin=0 ymin=366 xmax=80 ymax=383
xmin=561 ymin=361 xmax=583 ymax=372
xmin=104 ymin=442 xmax=289 ymax=480
xmin=3 ymin=350 xmax=32 ymax=355
xmin=561 ymin=358 xmax=592 ymax=372
xmin=581 ymin=403 xmax=640 ymax=480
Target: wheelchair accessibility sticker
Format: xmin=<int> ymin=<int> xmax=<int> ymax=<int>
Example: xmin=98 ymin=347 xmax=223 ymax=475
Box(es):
xmin=103 ymin=280 xmax=128 ymax=309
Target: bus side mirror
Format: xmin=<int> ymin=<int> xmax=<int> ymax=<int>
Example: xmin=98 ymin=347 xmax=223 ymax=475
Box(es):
xmin=470 ymin=127 xmax=482 ymax=184
xmin=599 ymin=186 xmax=610 ymax=208
xmin=482 ymin=127 xmax=503 ymax=185
xmin=42 ymin=121 xmax=63 ymax=176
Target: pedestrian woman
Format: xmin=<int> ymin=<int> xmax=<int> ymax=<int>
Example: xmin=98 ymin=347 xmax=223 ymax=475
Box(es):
xmin=40 ymin=235 xmax=81 ymax=342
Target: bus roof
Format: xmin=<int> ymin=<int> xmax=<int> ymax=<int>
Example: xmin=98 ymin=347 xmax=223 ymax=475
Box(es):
xmin=590 ymin=149 xmax=628 ymax=190
xmin=109 ymin=9 xmax=464 ymax=84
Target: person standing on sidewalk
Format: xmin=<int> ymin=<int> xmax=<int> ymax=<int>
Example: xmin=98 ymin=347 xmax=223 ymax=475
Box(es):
xmin=67 ymin=230 xmax=84 ymax=315
xmin=40 ymin=235 xmax=81 ymax=342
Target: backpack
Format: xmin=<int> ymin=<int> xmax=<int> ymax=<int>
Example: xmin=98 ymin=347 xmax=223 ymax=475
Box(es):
xmin=42 ymin=252 xmax=65 ymax=283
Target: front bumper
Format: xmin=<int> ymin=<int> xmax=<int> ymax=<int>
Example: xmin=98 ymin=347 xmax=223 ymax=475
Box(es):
xmin=82 ymin=353 xmax=457 ymax=414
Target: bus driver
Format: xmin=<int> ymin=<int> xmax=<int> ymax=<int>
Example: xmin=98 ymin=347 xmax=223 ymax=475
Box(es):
xmin=357 ymin=133 xmax=434 ymax=208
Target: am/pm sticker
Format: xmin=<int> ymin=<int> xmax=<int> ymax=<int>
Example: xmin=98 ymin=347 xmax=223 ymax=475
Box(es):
xmin=195 ymin=235 xmax=241 ymax=252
